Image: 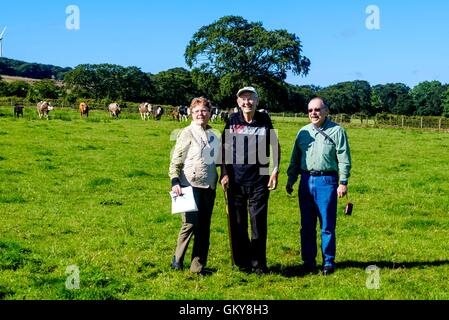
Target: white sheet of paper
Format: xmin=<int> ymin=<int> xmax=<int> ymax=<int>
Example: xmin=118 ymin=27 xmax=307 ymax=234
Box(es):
xmin=169 ymin=186 xmax=198 ymax=214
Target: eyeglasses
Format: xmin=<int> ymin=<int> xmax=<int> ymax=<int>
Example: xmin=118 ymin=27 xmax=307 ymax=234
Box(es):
xmin=192 ymin=109 xmax=209 ymax=114
xmin=308 ymin=108 xmax=322 ymax=113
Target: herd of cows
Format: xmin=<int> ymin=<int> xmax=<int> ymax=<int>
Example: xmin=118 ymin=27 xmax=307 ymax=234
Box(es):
xmin=12 ymin=101 xmax=165 ymax=120
xmin=10 ymin=101 xmax=249 ymax=122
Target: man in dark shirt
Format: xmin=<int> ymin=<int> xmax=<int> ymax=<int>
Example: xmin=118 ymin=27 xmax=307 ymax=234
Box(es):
xmin=220 ymin=86 xmax=280 ymax=274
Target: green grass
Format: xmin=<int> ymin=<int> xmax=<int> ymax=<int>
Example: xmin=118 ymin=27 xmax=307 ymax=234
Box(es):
xmin=1 ymin=106 xmax=449 ymax=300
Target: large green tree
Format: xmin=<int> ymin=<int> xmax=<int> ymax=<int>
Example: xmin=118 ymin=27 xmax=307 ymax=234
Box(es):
xmin=411 ymin=81 xmax=445 ymax=116
xmin=64 ymin=64 xmax=154 ymax=102
xmin=185 ymin=15 xmax=310 ymax=110
xmin=27 ymin=79 xmax=61 ymax=102
xmin=372 ymin=83 xmax=415 ymax=115
xmin=151 ymin=67 xmax=197 ymax=106
xmin=318 ymin=80 xmax=371 ymax=115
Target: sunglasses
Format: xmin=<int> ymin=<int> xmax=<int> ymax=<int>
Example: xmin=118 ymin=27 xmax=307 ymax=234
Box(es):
xmin=308 ymin=108 xmax=323 ymax=113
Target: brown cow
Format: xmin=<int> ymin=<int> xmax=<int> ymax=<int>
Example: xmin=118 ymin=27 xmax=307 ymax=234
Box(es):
xmin=37 ymin=101 xmax=54 ymax=120
xmin=79 ymin=102 xmax=89 ymax=118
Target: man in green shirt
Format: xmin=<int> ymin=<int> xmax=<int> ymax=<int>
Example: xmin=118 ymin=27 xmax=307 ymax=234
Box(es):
xmin=286 ymin=97 xmax=351 ymax=275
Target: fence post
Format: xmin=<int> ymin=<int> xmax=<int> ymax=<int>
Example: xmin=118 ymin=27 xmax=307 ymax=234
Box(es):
xmin=420 ymin=117 xmax=423 ymax=128
xmin=401 ymin=116 xmax=404 ymax=128
xmin=439 ymin=118 xmax=442 ymax=131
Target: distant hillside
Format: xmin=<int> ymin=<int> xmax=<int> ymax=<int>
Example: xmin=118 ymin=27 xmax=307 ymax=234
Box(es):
xmin=0 ymin=74 xmax=64 ymax=87
xmin=0 ymin=57 xmax=71 ymax=80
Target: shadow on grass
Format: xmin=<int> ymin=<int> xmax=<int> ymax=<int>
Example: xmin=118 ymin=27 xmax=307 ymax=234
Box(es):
xmin=269 ymin=259 xmax=449 ymax=277
xmin=336 ymin=259 xmax=449 ymax=269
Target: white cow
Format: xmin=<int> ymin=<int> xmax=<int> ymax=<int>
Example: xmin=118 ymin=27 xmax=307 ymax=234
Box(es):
xmin=108 ymin=103 xmax=121 ymax=118
xmin=138 ymin=102 xmax=152 ymax=121
xmin=37 ymin=101 xmax=54 ymax=120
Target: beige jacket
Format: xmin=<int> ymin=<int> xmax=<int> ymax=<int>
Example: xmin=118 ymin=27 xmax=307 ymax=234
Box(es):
xmin=169 ymin=123 xmax=219 ymax=189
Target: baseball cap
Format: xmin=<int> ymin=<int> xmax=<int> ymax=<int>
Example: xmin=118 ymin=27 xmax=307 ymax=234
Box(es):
xmin=236 ymin=86 xmax=258 ymax=97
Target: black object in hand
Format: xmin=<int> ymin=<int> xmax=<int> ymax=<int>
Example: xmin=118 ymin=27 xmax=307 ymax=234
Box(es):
xmin=344 ymin=202 xmax=353 ymax=215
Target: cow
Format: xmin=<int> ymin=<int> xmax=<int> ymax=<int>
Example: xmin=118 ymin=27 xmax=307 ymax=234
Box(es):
xmin=220 ymin=110 xmax=229 ymax=123
xmin=108 ymin=102 xmax=121 ymax=118
xmin=14 ymin=104 xmax=24 ymax=118
xmin=154 ymin=106 xmax=164 ymax=120
xmin=138 ymin=102 xmax=152 ymax=121
xmin=79 ymin=102 xmax=89 ymax=118
xmin=171 ymin=108 xmax=180 ymax=121
xmin=37 ymin=101 xmax=54 ymax=120
xmin=210 ymin=107 xmax=219 ymax=122
xmin=178 ymin=105 xmax=190 ymax=121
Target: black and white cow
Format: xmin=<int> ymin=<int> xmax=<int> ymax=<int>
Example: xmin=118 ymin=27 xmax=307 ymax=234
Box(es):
xmin=154 ymin=106 xmax=164 ymax=120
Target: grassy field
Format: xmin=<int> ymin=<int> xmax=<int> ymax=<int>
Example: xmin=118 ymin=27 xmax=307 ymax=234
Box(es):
xmin=1 ymin=106 xmax=449 ymax=300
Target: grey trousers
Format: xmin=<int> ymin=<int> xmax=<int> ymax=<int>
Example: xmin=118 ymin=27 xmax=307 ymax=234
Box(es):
xmin=174 ymin=186 xmax=216 ymax=272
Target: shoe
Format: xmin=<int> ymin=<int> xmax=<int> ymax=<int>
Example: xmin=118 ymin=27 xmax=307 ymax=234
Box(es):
xmin=190 ymin=257 xmax=203 ymax=273
xmin=171 ymin=256 xmax=183 ymax=270
xmin=301 ymin=263 xmax=318 ymax=275
xmin=323 ymin=266 xmax=335 ymax=276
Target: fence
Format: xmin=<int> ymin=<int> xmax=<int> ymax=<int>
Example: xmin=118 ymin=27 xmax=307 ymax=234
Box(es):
xmin=270 ymin=112 xmax=449 ymax=131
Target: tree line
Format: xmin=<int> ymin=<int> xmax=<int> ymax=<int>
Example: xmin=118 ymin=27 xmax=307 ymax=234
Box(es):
xmin=1 ymin=69 xmax=448 ymax=117
xmin=1 ymin=15 xmax=448 ymax=116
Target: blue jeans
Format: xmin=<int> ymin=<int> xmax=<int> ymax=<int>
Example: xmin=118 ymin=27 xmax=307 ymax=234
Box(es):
xmin=298 ymin=173 xmax=338 ymax=268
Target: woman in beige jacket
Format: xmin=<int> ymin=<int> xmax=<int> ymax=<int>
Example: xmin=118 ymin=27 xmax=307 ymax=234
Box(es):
xmin=169 ymin=97 xmax=219 ymax=275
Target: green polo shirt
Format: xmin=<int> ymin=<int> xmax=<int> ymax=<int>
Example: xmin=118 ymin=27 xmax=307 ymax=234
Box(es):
xmin=287 ymin=118 xmax=351 ymax=185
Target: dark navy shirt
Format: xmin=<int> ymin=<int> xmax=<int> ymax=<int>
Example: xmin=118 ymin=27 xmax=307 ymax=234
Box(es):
xmin=221 ymin=110 xmax=277 ymax=186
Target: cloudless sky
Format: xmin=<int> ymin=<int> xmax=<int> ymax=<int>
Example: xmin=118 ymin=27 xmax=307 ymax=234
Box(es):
xmin=1 ymin=0 xmax=448 ymax=88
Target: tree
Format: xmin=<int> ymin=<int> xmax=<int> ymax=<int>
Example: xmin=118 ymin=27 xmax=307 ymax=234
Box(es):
xmin=285 ymin=84 xmax=318 ymax=113
xmin=372 ymin=83 xmax=415 ymax=115
xmin=27 ymin=79 xmax=61 ymax=102
xmin=152 ymin=68 xmax=197 ymax=106
xmin=318 ymin=81 xmax=371 ymax=115
xmin=185 ymin=15 xmax=310 ymax=109
xmin=442 ymin=87 xmax=449 ymax=117
xmin=411 ymin=81 xmax=444 ymax=116
xmin=7 ymin=81 xmax=30 ymax=98
xmin=64 ymin=64 xmax=154 ymax=102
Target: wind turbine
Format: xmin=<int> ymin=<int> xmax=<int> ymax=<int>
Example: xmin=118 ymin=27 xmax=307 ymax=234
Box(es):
xmin=0 ymin=26 xmax=7 ymax=58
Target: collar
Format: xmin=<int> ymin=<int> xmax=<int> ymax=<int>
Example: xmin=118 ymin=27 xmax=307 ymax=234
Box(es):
xmin=189 ymin=122 xmax=211 ymax=131
xmin=312 ymin=117 xmax=329 ymax=131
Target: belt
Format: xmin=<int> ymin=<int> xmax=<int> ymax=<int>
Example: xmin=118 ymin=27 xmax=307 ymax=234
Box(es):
xmin=302 ymin=170 xmax=338 ymax=176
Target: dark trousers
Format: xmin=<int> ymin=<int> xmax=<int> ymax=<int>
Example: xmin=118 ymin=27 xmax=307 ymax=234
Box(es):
xmin=227 ymin=182 xmax=270 ymax=270
xmin=174 ymin=187 xmax=216 ymax=270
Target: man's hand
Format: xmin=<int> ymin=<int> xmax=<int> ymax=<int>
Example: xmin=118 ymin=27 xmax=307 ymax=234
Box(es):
xmin=337 ymin=184 xmax=348 ymax=198
xmin=286 ymin=183 xmax=293 ymax=195
xmin=221 ymin=175 xmax=229 ymax=192
xmin=267 ymin=172 xmax=278 ymax=190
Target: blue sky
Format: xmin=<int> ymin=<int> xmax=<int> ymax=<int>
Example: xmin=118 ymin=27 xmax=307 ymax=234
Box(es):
xmin=1 ymin=0 xmax=448 ymax=88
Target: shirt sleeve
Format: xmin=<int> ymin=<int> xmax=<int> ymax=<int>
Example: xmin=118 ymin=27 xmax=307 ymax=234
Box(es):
xmin=220 ymin=119 xmax=231 ymax=179
xmin=267 ymin=114 xmax=280 ymax=173
xmin=336 ymin=128 xmax=352 ymax=182
xmin=286 ymin=132 xmax=302 ymax=185
xmin=168 ymin=128 xmax=191 ymax=184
